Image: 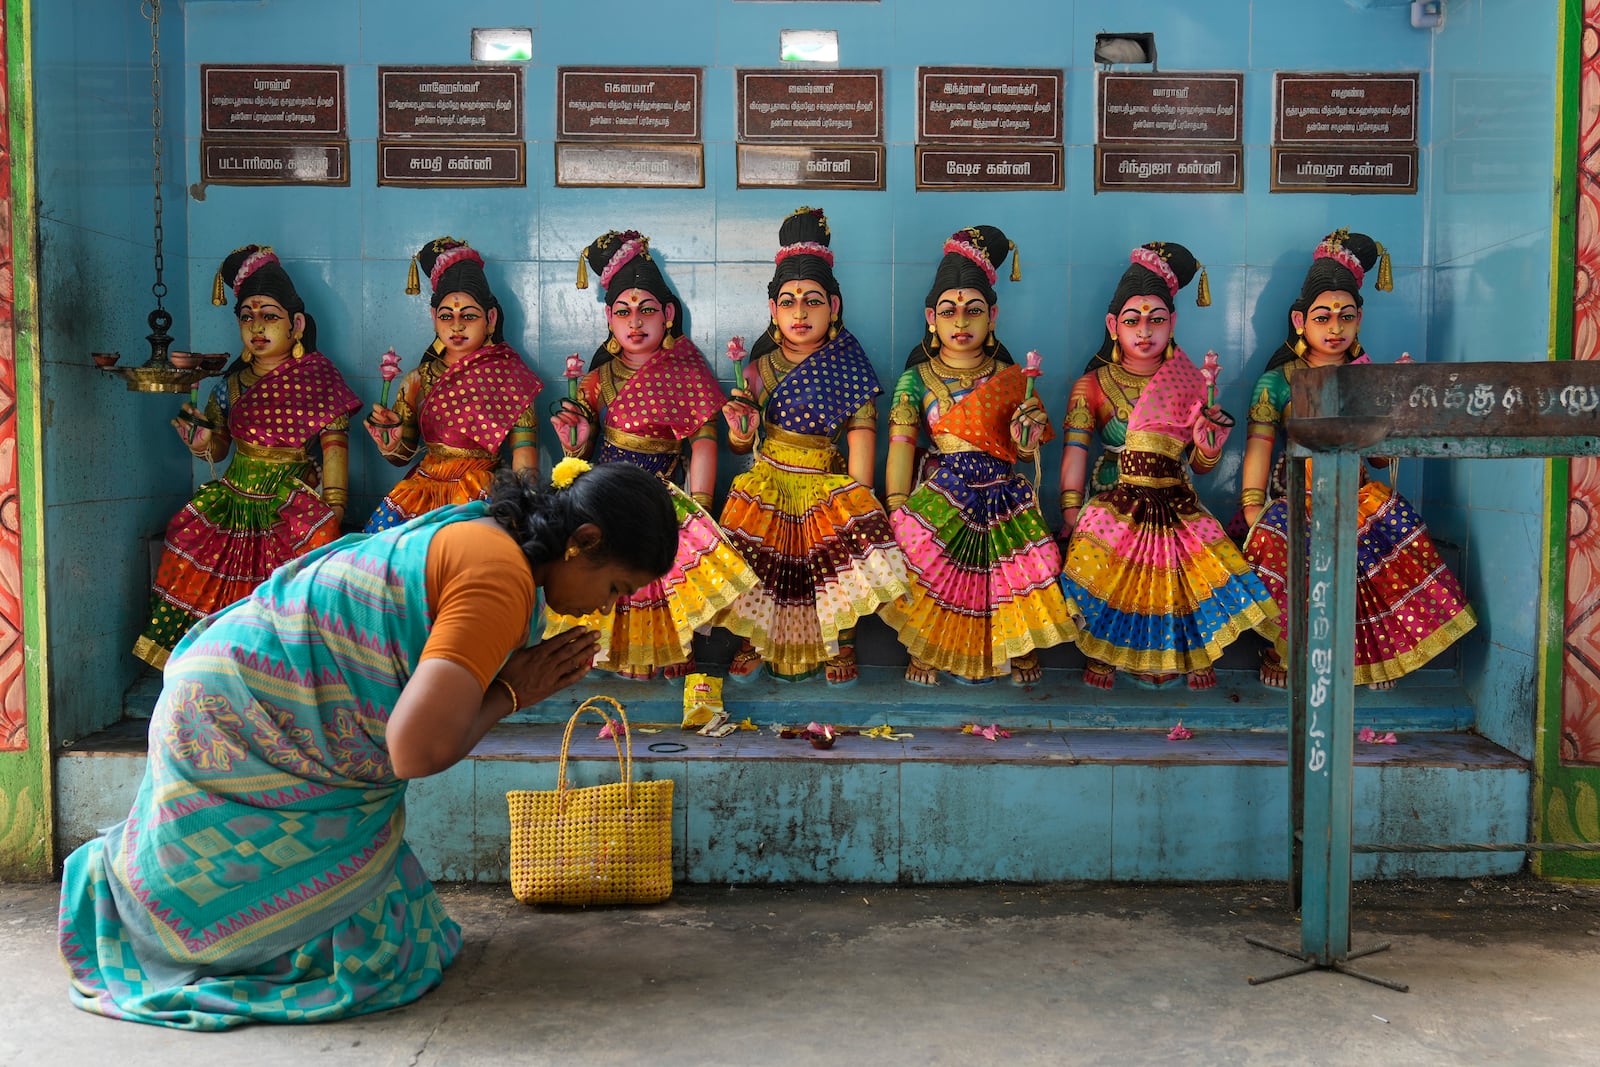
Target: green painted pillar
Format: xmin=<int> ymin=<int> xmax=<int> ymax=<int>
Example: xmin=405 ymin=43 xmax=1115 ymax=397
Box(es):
xmin=0 ymin=0 xmax=54 ymax=881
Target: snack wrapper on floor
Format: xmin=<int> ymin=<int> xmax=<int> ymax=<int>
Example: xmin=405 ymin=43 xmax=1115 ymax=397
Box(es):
xmin=682 ymin=673 xmax=724 ymax=729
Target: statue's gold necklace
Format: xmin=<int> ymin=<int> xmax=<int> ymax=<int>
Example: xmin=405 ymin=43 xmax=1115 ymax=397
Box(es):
xmin=930 ymin=353 xmax=995 ymax=391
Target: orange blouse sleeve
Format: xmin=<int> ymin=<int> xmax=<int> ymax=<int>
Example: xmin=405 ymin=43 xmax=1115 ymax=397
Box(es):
xmin=421 ymin=520 xmax=538 ymax=689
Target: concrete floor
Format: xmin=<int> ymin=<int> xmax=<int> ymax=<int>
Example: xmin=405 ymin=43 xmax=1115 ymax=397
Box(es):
xmin=2 ymin=876 xmax=1597 ymax=1066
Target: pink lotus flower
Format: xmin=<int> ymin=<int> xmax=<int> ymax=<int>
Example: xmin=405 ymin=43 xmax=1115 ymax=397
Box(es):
xmin=1201 ymin=350 xmax=1221 ymax=405
xmin=1023 ymin=349 xmax=1042 ymax=376
xmin=378 ymin=347 xmax=403 ymax=407
xmin=564 ymin=352 xmax=585 ymax=380
xmin=1167 ymin=721 xmax=1193 ymax=741
xmin=1396 ymin=351 xmax=1415 ymax=364
xmin=727 ymin=336 xmax=747 ymax=363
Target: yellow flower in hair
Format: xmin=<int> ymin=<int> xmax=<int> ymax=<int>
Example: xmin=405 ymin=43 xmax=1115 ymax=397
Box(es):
xmin=550 ymin=456 xmax=592 ymax=489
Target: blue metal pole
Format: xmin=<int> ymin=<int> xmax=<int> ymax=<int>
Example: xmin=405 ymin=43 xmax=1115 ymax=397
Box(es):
xmin=1296 ymin=451 xmax=1360 ymax=964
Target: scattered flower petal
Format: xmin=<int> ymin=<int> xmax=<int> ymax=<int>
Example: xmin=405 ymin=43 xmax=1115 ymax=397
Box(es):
xmin=1167 ymin=721 xmax=1193 ymax=741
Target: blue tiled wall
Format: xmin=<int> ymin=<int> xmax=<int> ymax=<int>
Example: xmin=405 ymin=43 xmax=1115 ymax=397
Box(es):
xmin=31 ymin=2 xmax=1558 ymax=742
xmin=33 ymin=0 xmax=191 ymax=741
xmin=1421 ymin=0 xmax=1558 ymax=757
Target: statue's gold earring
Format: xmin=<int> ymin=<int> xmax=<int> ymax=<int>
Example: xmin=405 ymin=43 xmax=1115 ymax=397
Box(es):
xmin=605 ymin=336 xmax=621 ymax=355
xmin=1293 ymin=325 xmax=1307 ymax=358
xmin=291 ymin=337 xmax=305 ymax=359
xmin=927 ymin=322 xmax=939 ymax=350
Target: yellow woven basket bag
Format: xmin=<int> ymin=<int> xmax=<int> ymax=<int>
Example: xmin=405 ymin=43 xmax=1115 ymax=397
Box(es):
xmin=507 ymin=695 xmax=674 ymax=906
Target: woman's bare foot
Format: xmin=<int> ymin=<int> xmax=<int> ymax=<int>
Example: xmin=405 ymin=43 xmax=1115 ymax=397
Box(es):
xmin=905 ymin=657 xmax=939 ymax=686
xmin=1186 ymin=667 xmax=1217 ymax=691
xmin=1010 ymin=652 xmax=1042 ymax=686
xmin=1084 ymin=661 xmax=1116 ymax=690
xmin=660 ymin=656 xmax=695 ymax=681
xmin=728 ymin=642 xmax=763 ymax=677
xmin=1367 ymin=678 xmax=1399 ymax=691
xmin=1259 ymin=649 xmax=1287 ymax=689
xmin=825 ymin=645 xmax=858 ymax=685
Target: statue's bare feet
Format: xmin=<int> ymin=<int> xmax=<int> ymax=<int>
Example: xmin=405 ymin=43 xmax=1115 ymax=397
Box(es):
xmin=1186 ymin=667 xmax=1217 ymax=691
xmin=660 ymin=657 xmax=695 ymax=681
xmin=905 ymin=657 xmax=939 ymax=687
xmin=1259 ymin=649 xmax=1287 ymax=689
xmin=1010 ymin=652 xmax=1042 ymax=686
xmin=1368 ymin=678 xmax=1399 ymax=691
xmin=824 ymin=646 xmax=858 ymax=685
xmin=615 ymin=666 xmax=655 ymax=681
xmin=1084 ymin=661 xmax=1116 ymax=690
xmin=728 ymin=642 xmax=763 ymax=677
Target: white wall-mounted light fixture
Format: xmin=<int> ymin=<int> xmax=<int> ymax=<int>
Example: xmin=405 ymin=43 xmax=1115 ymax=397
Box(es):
xmin=1410 ymin=1 xmax=1445 ymax=29
xmin=1094 ymin=32 xmax=1157 ymax=70
xmin=780 ymin=29 xmax=839 ymax=66
xmin=471 ymin=27 xmax=533 ymax=62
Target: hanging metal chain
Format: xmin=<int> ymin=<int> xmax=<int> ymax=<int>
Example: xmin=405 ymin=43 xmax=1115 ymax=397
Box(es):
xmin=144 ymin=0 xmax=166 ymax=308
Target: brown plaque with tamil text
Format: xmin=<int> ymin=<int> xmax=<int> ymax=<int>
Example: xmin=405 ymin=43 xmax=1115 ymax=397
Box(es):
xmin=1275 ymin=73 xmax=1418 ymax=144
xmin=201 ymin=140 xmax=348 ymax=185
xmin=1098 ymin=72 xmax=1242 ymax=144
xmin=380 ymin=67 xmax=522 ymax=139
xmin=202 ymin=65 xmax=345 ymax=136
xmin=1270 ymin=147 xmax=1417 ymax=194
xmin=1095 ymin=146 xmax=1242 ymax=193
xmin=736 ymin=144 xmax=884 ymax=189
xmin=558 ymin=68 xmax=701 ymax=142
xmin=916 ymin=146 xmax=1062 ymax=191
xmin=555 ymin=143 xmax=704 ymax=188
xmin=737 ymin=69 xmax=882 ymax=142
xmin=379 ymin=142 xmax=525 ymax=187
xmin=918 ymin=66 xmax=1063 ymax=144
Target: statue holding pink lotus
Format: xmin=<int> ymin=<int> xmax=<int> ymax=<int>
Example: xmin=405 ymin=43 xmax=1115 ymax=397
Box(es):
xmin=362 ymin=236 xmax=543 ymax=531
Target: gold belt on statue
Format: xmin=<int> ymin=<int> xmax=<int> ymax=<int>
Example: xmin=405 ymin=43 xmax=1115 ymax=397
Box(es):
xmin=603 ymin=425 xmax=680 ymax=454
xmin=931 ymin=433 xmax=983 ymax=454
xmin=1123 ymin=431 xmax=1188 ymax=460
xmin=426 ymin=442 xmax=495 ymax=460
xmin=763 ymin=424 xmax=832 ymax=451
xmin=234 ymin=440 xmax=308 ymax=463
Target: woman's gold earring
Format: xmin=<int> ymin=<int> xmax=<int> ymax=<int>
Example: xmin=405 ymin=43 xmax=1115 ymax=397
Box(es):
xmin=564 ymin=545 xmax=580 ymax=561
xmin=927 ymin=322 xmax=939 ymax=350
xmin=1110 ymin=340 xmax=1122 ymax=364
xmin=605 ymin=336 xmax=621 ymax=355
xmin=769 ymin=321 xmax=782 ymax=343
xmin=1293 ymin=326 xmax=1307 ymax=358
xmin=292 ymin=338 xmax=305 ymax=359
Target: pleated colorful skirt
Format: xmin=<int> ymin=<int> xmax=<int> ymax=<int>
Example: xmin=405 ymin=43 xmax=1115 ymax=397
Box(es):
xmin=364 ymin=450 xmax=496 ymax=532
xmin=716 ymin=436 xmax=911 ymax=678
xmin=1060 ymin=449 xmax=1278 ymax=674
xmin=133 ymin=451 xmax=338 ymax=670
xmin=1244 ymin=479 xmax=1476 ymax=686
xmin=881 ymin=450 xmax=1075 ymax=679
xmin=546 ymin=477 xmax=758 ymax=674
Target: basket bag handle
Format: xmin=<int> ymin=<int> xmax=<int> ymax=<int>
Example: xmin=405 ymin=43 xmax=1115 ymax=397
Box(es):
xmin=555 ymin=695 xmax=633 ymax=812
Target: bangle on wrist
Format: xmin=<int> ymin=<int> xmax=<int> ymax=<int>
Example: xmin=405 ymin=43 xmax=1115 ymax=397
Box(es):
xmin=494 ymin=675 xmax=521 ymax=711
xmin=1240 ymin=487 xmax=1267 ymax=507
xmin=886 ymin=492 xmax=908 ymax=509
xmin=1059 ymin=490 xmax=1084 ymax=510
xmin=690 ymin=491 xmax=713 ymax=508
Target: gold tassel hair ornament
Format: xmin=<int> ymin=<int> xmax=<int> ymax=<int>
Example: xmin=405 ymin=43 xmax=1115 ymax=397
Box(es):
xmin=406 ymin=256 xmax=421 ymax=296
xmin=211 ymin=268 xmax=227 ymax=306
xmin=1375 ymin=241 xmax=1393 ymax=292
xmin=1196 ymin=264 xmax=1211 ymax=308
xmin=1009 ymin=240 xmax=1021 ymax=283
xmin=576 ymin=248 xmax=590 ymax=290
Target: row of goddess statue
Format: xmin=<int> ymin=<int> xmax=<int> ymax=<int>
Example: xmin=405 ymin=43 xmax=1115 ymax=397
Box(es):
xmin=131 ymin=210 xmax=1476 ymax=696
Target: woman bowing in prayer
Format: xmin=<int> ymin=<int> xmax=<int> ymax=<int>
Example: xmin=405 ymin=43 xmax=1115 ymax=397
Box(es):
xmin=62 ymin=459 xmax=678 ymax=1029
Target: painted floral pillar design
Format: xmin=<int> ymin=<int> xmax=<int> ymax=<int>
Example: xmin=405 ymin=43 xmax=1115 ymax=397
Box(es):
xmin=0 ymin=8 xmax=23 ymax=754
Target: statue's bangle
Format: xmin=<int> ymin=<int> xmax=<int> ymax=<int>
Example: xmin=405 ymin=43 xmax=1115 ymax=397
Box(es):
xmin=886 ymin=492 xmax=908 ymax=509
xmin=690 ymin=491 xmax=713 ymax=509
xmin=1059 ymin=490 xmax=1084 ymax=510
xmin=321 ymin=487 xmax=348 ymax=507
xmin=1240 ymin=487 xmax=1268 ymax=507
